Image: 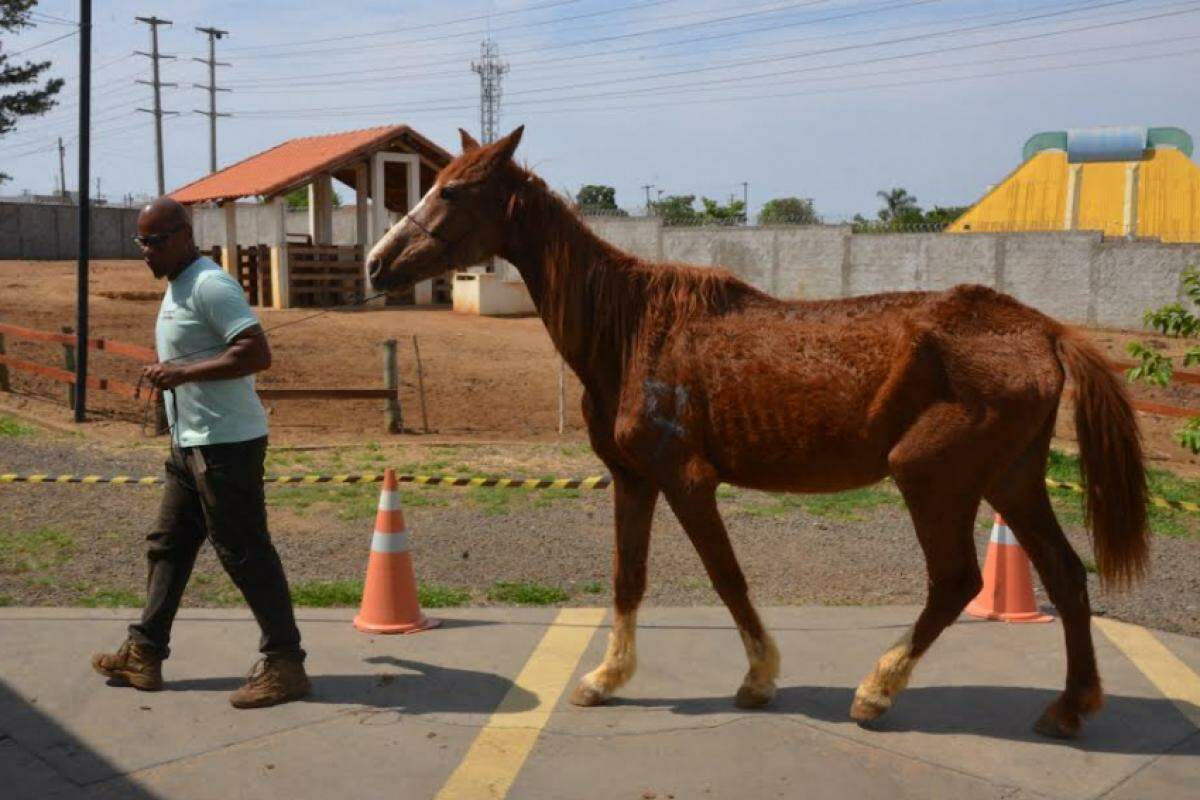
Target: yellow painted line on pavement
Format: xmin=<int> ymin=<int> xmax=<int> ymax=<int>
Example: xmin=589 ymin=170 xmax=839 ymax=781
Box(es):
xmin=1095 ymin=617 xmax=1200 ymax=727
xmin=435 ymin=607 xmax=605 ymax=800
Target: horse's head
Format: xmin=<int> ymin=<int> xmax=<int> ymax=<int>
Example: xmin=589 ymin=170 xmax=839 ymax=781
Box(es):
xmin=366 ymin=125 xmax=525 ymax=292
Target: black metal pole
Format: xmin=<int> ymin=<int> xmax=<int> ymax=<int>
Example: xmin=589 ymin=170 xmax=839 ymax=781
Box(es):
xmin=74 ymin=0 xmax=91 ymax=423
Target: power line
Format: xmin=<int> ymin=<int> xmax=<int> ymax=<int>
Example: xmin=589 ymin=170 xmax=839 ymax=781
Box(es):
xmin=135 ymin=15 xmax=178 ymax=195
xmin=193 ymin=26 xmax=231 ymax=174
xmin=228 ymin=0 xmax=1184 ymax=117
xmin=222 ymin=0 xmax=588 ymax=52
xmin=9 ymin=28 xmax=79 ymax=56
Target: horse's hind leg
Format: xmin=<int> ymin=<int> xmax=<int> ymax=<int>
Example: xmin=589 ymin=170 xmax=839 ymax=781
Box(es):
xmin=852 ymin=406 xmax=987 ymax=723
xmin=985 ymin=437 xmax=1102 ymax=739
xmin=662 ymin=476 xmax=779 ymax=708
xmin=570 ymin=470 xmax=658 ymax=706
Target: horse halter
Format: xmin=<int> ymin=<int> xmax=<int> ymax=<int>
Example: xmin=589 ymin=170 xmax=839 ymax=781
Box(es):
xmin=398 ymin=204 xmax=468 ymax=274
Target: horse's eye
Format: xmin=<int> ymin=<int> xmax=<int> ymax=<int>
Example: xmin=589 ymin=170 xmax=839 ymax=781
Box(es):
xmin=439 ymin=186 xmax=457 ymax=201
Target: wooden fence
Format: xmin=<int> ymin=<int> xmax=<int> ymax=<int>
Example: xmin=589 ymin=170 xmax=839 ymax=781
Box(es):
xmin=0 ymin=322 xmax=406 ymax=433
xmin=288 ymin=243 xmax=363 ymax=308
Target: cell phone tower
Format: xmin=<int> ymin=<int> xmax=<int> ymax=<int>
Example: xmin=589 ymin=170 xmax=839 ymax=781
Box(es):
xmin=471 ymin=36 xmax=508 ymax=145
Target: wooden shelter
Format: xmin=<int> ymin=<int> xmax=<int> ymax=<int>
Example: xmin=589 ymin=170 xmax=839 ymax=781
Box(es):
xmin=170 ymin=125 xmax=452 ymax=308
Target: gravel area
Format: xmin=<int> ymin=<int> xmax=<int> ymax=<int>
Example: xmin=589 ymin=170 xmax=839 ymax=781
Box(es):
xmin=2 ymin=425 xmax=1198 ymax=637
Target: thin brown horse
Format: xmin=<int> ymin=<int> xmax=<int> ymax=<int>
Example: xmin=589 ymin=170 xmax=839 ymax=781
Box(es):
xmin=365 ymin=127 xmax=1149 ymax=739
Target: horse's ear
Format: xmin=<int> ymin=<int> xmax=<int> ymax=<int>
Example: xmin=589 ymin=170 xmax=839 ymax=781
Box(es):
xmin=459 ymin=128 xmax=480 ymax=152
xmin=491 ymin=125 xmax=524 ymax=164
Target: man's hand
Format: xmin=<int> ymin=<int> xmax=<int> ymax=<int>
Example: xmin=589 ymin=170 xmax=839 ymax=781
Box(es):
xmin=142 ymin=361 xmax=190 ymax=390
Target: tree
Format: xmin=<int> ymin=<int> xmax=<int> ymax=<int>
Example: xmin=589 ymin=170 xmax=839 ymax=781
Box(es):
xmin=758 ymin=197 xmax=818 ymax=225
xmin=575 ymin=184 xmax=621 ymax=214
xmin=284 ymin=185 xmax=342 ymax=210
xmin=1126 ymin=266 xmax=1200 ymax=453
xmin=700 ymin=196 xmax=746 ymax=225
xmin=650 ymin=194 xmax=699 ymax=226
xmin=875 ymin=187 xmax=919 ymax=222
xmin=922 ymin=205 xmax=969 ymax=225
xmin=0 ymin=1 xmax=65 ymax=184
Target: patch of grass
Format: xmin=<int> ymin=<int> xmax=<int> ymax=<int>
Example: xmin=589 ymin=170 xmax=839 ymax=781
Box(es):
xmin=531 ymin=487 xmax=581 ymax=508
xmin=681 ymin=577 xmax=714 ymax=592
xmin=290 ymin=580 xmax=471 ymax=608
xmin=486 ymin=581 xmax=569 ymax=605
xmin=470 ymin=488 xmax=512 ymax=516
xmin=716 ymin=484 xmax=739 ymax=500
xmin=738 ymin=487 xmax=897 ymax=521
xmin=80 ymin=588 xmax=141 ymax=608
xmin=0 ymin=527 xmax=76 ymax=573
xmin=578 ymin=580 xmax=605 ymax=595
xmin=0 ymin=415 xmax=32 ymax=437
xmin=1047 ymin=450 xmax=1199 ymax=538
xmin=291 ymin=579 xmax=363 ymax=607
xmin=559 ymin=443 xmax=595 ymax=457
xmin=419 ymin=585 xmax=472 ymax=608
xmin=1081 ymin=557 xmax=1098 ymax=575
xmin=0 ymin=594 xmax=13 ymax=607
xmin=267 ymin=484 xmax=447 ymax=520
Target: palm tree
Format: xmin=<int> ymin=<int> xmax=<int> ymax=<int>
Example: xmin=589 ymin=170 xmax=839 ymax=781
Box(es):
xmin=876 ymin=188 xmax=919 ymax=222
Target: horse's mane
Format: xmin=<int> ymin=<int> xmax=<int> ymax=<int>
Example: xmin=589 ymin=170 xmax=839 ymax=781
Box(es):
xmin=499 ymin=165 xmax=767 ymax=371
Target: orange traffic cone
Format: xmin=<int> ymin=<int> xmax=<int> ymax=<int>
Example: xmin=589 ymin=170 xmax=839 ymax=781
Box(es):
xmin=353 ymin=468 xmax=440 ymax=634
xmin=966 ymin=514 xmax=1053 ymax=623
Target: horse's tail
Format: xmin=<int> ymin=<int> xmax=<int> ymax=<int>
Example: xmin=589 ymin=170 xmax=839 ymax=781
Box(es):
xmin=1056 ymin=329 xmax=1149 ymax=589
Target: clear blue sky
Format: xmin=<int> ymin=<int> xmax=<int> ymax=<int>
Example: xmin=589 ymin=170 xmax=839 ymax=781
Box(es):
xmin=3 ymin=0 xmax=1199 ymax=220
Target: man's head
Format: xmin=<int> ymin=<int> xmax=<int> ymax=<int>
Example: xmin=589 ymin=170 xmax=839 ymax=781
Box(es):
xmin=136 ymin=197 xmax=197 ymax=279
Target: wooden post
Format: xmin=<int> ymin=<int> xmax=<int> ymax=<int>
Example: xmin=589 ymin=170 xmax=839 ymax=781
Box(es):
xmin=0 ymin=329 xmax=9 ymax=392
xmin=558 ymin=357 xmax=565 ymax=435
xmin=413 ymin=334 xmax=429 ymax=434
xmin=60 ymin=325 xmax=75 ymax=407
xmin=383 ymin=338 xmax=402 ymax=434
xmin=269 ymin=197 xmax=291 ymax=309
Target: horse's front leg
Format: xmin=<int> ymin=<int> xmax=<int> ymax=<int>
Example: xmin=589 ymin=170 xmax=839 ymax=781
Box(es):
xmin=570 ymin=469 xmax=658 ymax=706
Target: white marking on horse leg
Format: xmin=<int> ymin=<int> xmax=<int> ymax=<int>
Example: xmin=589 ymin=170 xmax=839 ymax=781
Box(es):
xmin=851 ymin=626 xmax=918 ymax=721
xmin=736 ymin=628 xmax=780 ymax=708
xmin=570 ymin=610 xmax=637 ymax=706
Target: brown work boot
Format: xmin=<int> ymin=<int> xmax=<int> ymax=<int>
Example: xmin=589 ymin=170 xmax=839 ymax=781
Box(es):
xmin=91 ymin=640 xmax=164 ymax=691
xmin=229 ymin=655 xmax=311 ymax=709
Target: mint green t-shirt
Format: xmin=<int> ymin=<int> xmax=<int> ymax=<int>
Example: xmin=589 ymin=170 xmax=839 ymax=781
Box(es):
xmin=156 ymin=256 xmax=268 ymax=447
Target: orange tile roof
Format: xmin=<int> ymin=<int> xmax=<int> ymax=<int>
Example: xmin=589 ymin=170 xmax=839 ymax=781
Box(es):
xmin=169 ymin=124 xmax=450 ymax=204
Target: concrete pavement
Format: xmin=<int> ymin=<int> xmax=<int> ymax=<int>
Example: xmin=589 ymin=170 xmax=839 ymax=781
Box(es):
xmin=1 ymin=606 xmax=1197 ymax=800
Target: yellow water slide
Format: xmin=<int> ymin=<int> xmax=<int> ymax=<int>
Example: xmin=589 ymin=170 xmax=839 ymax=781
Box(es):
xmin=948 ymin=126 xmax=1200 ymax=243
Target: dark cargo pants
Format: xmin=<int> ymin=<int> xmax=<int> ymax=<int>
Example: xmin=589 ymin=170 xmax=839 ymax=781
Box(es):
xmin=128 ymin=436 xmax=303 ymax=660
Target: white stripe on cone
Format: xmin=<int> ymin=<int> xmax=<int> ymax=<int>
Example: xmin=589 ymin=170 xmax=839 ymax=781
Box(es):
xmin=990 ymin=519 xmax=1018 ymax=546
xmin=370 ymin=530 xmax=409 ymax=553
xmin=378 ymin=490 xmax=402 ymax=511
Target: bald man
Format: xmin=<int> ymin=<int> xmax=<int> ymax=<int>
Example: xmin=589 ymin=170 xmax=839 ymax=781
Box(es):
xmin=92 ymin=198 xmax=310 ymax=708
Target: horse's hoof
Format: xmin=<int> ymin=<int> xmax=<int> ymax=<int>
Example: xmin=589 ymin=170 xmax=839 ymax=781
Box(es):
xmin=849 ymin=691 xmax=890 ymax=723
xmin=735 ymin=683 xmax=775 ymax=709
xmin=1034 ymin=706 xmax=1080 ymax=739
xmin=569 ymin=681 xmax=607 ymax=707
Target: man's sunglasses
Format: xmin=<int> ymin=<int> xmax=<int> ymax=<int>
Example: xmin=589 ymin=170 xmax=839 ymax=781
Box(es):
xmin=133 ymin=225 xmax=184 ymax=247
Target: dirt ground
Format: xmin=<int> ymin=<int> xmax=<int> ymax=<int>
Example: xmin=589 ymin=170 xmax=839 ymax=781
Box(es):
xmin=1 ymin=259 xmax=1198 ymax=473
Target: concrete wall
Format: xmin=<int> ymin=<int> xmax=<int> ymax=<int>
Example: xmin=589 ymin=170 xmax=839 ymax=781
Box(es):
xmin=0 ymin=201 xmax=142 ymax=259
xmin=578 ymin=218 xmax=1193 ymax=329
xmin=5 ymin=199 xmax=1191 ymax=329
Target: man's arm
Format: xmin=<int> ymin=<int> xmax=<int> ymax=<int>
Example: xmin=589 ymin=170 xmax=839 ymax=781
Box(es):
xmin=142 ymin=325 xmax=271 ymax=390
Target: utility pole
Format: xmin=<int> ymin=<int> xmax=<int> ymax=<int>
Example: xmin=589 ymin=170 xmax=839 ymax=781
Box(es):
xmin=193 ymin=26 xmax=230 ymax=174
xmin=470 ymin=36 xmax=508 ymax=144
xmin=641 ymin=183 xmax=655 ymax=214
xmin=57 ymin=137 xmax=66 ymax=199
xmin=135 ymin=15 xmax=177 ymax=195
xmin=75 ymin=0 xmax=92 ymax=423
xmin=740 ymin=181 xmax=749 ymax=225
